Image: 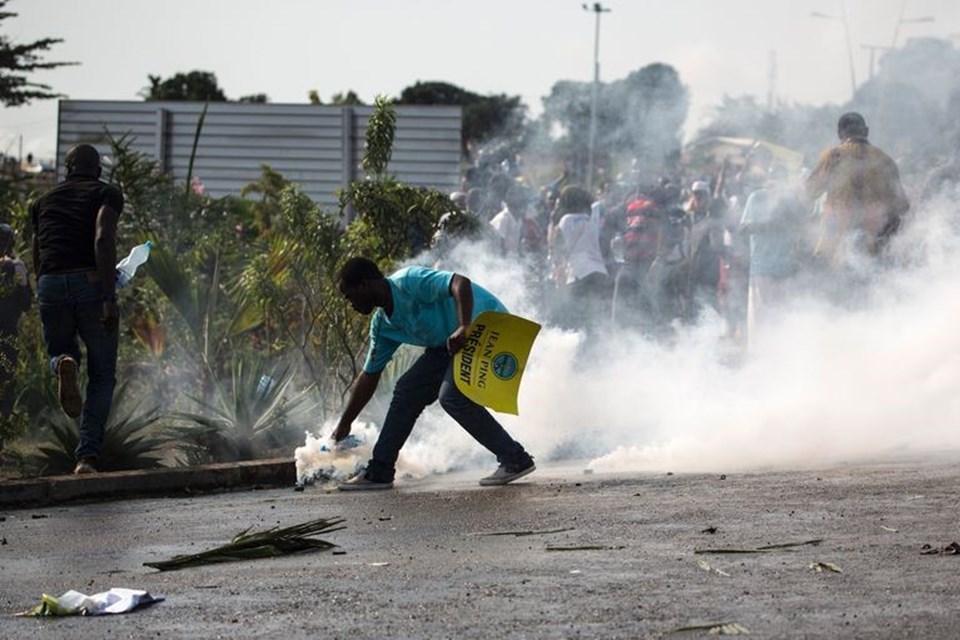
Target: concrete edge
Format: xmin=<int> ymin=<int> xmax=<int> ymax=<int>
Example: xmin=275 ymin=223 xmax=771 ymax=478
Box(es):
xmin=0 ymin=458 xmax=296 ymax=509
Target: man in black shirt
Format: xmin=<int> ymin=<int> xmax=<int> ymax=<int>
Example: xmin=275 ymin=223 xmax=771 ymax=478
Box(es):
xmin=31 ymin=144 xmax=122 ymax=474
xmin=0 ymin=224 xmax=31 ymax=436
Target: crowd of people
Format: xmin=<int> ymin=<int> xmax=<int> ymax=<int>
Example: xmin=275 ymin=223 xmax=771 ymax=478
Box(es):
xmin=434 ymin=112 xmax=918 ymax=350
xmin=3 ymin=111 xmax=940 ymax=479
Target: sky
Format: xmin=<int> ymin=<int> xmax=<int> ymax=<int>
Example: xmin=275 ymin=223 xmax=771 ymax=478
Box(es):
xmin=2 ymin=0 xmax=957 ymax=162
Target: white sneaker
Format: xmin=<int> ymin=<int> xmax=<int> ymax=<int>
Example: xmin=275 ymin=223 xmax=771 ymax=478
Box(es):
xmin=479 ymin=462 xmax=536 ymax=486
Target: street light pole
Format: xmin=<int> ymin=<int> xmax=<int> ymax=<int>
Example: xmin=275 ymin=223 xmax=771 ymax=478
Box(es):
xmin=583 ymin=2 xmax=610 ymax=194
xmin=890 ymin=2 xmax=935 ymax=49
xmin=839 ymin=0 xmax=857 ymax=98
xmin=811 ymin=1 xmax=857 ymax=98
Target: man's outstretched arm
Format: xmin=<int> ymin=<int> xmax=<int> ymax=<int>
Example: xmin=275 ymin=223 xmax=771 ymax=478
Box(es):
xmin=332 ymin=370 xmax=382 ymax=441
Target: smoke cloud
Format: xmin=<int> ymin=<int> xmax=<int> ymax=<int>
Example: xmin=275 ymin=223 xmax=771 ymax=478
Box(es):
xmin=297 ymin=195 xmax=960 ymax=483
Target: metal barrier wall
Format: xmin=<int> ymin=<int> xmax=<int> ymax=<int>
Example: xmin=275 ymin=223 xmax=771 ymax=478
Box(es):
xmin=56 ymin=100 xmax=462 ymax=209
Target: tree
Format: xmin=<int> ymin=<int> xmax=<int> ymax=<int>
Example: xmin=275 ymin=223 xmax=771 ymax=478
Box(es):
xmin=307 ymin=90 xmax=365 ymax=106
xmin=611 ymin=63 xmax=689 ymax=177
xmin=398 ymin=81 xmax=525 ymax=152
xmin=537 ymin=63 xmax=688 ymax=183
xmin=330 ymin=90 xmax=364 ymax=106
xmin=0 ymin=0 xmax=75 ymax=107
xmin=143 ymin=71 xmax=228 ymax=102
xmin=847 ymin=37 xmax=960 ymax=168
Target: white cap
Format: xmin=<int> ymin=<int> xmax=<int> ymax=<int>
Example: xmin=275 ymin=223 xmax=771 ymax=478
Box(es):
xmin=691 ymin=180 xmax=710 ymax=193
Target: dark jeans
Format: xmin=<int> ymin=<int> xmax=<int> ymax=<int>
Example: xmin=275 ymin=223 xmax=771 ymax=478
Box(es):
xmin=38 ymin=273 xmax=118 ymax=460
xmin=366 ymin=347 xmax=532 ymax=482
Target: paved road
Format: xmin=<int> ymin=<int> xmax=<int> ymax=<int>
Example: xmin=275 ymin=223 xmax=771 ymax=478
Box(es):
xmin=1 ymin=456 xmax=958 ymax=639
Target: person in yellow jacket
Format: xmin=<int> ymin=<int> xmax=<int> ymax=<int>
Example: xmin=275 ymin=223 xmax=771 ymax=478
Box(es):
xmin=805 ymin=112 xmax=909 ymax=264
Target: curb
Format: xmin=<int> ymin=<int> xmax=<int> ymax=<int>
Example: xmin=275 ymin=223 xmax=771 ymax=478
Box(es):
xmin=0 ymin=458 xmax=295 ymax=509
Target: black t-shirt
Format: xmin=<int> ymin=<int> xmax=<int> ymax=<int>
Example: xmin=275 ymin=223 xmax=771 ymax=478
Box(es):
xmin=30 ymin=174 xmax=124 ymax=276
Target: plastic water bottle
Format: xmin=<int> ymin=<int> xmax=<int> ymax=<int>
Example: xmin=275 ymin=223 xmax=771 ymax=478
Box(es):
xmin=334 ymin=434 xmax=364 ymax=451
xmin=116 ymin=241 xmax=152 ymax=288
xmin=256 ymin=374 xmax=275 ymax=398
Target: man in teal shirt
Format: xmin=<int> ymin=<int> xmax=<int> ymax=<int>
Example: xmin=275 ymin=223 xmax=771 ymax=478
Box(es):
xmin=332 ymin=257 xmax=535 ymax=490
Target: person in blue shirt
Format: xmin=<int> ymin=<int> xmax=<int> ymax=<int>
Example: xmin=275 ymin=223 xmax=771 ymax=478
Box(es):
xmin=739 ymin=166 xmax=806 ymax=350
xmin=332 ymin=257 xmax=535 ymax=490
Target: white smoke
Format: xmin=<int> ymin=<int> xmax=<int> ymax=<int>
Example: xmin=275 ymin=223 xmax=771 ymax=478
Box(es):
xmin=299 ymin=200 xmax=960 ymax=480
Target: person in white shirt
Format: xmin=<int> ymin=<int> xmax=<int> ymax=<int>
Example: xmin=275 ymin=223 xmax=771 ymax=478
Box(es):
xmin=489 ymin=183 xmax=529 ymax=256
xmin=548 ymin=185 xmax=610 ymax=328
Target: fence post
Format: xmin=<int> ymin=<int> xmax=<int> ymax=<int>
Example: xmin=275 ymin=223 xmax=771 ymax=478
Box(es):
xmin=341 ymin=106 xmax=356 ymax=224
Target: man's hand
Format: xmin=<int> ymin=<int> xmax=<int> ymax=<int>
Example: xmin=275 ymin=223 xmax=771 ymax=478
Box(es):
xmin=101 ymin=300 xmax=119 ymax=332
xmin=446 ymin=324 xmax=470 ymax=355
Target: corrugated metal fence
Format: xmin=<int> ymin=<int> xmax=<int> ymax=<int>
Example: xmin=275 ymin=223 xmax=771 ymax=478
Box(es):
xmin=56 ymin=100 xmax=462 ymax=209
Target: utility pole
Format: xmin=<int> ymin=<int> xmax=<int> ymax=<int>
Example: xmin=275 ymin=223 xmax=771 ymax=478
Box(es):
xmin=582 ymin=2 xmax=610 ymax=194
xmin=766 ymin=51 xmax=778 ymax=111
xmin=860 ymin=44 xmax=892 ymax=80
xmin=811 ymin=1 xmax=858 ymax=99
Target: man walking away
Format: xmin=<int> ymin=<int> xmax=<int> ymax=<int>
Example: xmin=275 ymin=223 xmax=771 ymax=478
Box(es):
xmin=805 ymin=112 xmax=909 ymax=266
xmin=31 ymin=144 xmax=123 ymax=475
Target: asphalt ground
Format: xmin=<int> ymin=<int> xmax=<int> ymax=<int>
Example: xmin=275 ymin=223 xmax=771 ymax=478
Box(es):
xmin=1 ymin=455 xmax=959 ymax=639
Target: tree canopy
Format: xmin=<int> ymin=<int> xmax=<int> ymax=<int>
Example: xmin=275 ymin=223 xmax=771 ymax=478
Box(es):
xmin=143 ymin=71 xmax=229 ymax=102
xmin=539 ymin=63 xmax=689 ymax=181
xmin=398 ymin=81 xmax=525 ymax=151
xmin=0 ymin=0 xmax=74 ymax=107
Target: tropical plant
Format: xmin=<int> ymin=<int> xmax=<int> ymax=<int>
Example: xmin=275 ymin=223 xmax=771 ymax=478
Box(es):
xmin=240 ymin=164 xmax=290 ymax=234
xmin=234 ymin=185 xmax=359 ymax=406
xmin=172 ymin=357 xmax=315 ymax=463
xmin=339 ymin=95 xmax=455 ymax=262
xmin=143 ymin=241 xmax=239 ymax=395
xmin=24 ymin=381 xmax=173 ymax=475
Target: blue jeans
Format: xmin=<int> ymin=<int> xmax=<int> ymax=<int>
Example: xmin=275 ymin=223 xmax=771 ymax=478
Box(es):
xmin=37 ymin=273 xmax=118 ymax=460
xmin=366 ymin=347 xmax=532 ymax=482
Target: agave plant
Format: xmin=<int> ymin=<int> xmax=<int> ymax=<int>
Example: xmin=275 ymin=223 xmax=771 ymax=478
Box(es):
xmin=26 ymin=381 xmax=173 ymax=476
xmin=172 ymin=357 xmax=315 ymax=463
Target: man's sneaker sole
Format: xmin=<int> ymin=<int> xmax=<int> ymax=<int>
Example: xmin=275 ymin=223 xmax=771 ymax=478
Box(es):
xmin=57 ymin=357 xmax=82 ymax=418
xmin=337 ymin=477 xmax=394 ymax=491
xmin=479 ymin=463 xmax=536 ymax=486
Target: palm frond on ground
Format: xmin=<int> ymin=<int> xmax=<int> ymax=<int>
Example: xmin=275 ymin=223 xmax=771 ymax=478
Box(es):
xmin=144 ymin=516 xmax=345 ymax=571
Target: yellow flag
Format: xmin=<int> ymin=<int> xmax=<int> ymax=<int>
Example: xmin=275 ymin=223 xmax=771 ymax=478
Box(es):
xmin=453 ymin=311 xmax=541 ymax=415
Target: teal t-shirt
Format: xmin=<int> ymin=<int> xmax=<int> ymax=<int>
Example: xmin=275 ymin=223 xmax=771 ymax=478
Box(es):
xmin=363 ymin=266 xmax=508 ymax=373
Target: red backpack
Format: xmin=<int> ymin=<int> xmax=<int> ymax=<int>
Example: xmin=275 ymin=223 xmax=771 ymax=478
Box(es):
xmin=622 ymin=198 xmax=660 ymax=262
